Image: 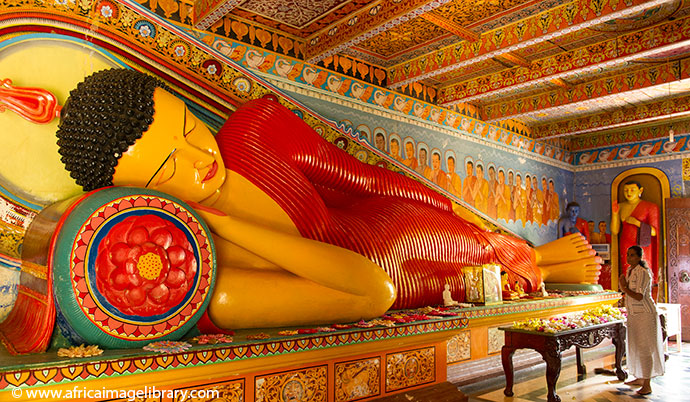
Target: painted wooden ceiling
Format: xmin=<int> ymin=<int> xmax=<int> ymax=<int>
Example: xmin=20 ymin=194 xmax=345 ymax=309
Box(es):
xmin=176 ymin=0 xmax=690 ymax=147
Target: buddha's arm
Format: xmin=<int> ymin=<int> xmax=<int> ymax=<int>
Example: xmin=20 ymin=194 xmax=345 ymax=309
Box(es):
xmin=610 ymin=201 xmax=620 ymax=235
xmin=228 ymin=99 xmax=453 ymax=213
xmin=191 ymin=203 xmax=396 ymax=303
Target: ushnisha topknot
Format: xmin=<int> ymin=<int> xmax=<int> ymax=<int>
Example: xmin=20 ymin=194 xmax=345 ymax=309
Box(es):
xmin=56 ymin=68 xmax=168 ymax=191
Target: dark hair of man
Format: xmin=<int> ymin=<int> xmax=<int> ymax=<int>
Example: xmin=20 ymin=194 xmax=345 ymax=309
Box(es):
xmin=448 ymin=156 xmax=455 ymax=163
xmin=391 ymin=138 xmax=399 ymax=145
xmin=56 ymin=69 xmax=166 ymax=191
xmin=566 ymin=201 xmax=580 ymax=210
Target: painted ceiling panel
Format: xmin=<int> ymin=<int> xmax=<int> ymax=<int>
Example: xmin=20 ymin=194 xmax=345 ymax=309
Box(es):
xmin=184 ymin=0 xmax=690 ymax=143
xmin=353 ymin=16 xmax=448 ymax=58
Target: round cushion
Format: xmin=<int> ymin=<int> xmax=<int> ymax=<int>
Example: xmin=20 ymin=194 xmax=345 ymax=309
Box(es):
xmin=51 ymin=187 xmax=215 ymax=348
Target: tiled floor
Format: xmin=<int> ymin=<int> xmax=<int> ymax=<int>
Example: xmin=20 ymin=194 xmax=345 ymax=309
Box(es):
xmin=460 ymin=343 xmax=689 ymax=401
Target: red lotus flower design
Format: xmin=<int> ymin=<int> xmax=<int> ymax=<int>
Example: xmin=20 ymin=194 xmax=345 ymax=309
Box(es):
xmin=95 ymin=215 xmax=197 ymax=316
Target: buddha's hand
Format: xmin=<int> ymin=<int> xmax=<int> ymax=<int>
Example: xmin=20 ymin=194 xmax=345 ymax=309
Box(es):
xmin=612 ymin=200 xmax=619 ymax=214
xmin=624 ymin=216 xmax=640 ymax=227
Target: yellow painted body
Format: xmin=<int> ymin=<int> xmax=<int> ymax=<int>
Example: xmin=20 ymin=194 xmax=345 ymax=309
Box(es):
xmin=113 ymin=89 xmax=396 ymax=329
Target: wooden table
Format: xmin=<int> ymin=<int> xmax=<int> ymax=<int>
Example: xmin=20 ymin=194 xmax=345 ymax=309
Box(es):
xmin=499 ymin=320 xmax=627 ymax=402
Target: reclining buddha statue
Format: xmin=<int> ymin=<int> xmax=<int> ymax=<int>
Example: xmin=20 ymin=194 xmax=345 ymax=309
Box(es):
xmin=17 ymin=69 xmax=601 ymax=331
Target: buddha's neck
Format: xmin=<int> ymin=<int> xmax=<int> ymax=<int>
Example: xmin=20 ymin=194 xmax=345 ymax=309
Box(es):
xmin=200 ymin=178 xmax=232 ymax=213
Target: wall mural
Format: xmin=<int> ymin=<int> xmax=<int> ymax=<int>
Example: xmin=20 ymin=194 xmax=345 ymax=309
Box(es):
xmin=288 ymin=91 xmax=575 ymax=245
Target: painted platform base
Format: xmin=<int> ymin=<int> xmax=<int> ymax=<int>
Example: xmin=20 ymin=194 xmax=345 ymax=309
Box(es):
xmin=0 ymin=292 xmax=619 ymax=402
xmin=0 ymin=313 xmax=468 ymax=402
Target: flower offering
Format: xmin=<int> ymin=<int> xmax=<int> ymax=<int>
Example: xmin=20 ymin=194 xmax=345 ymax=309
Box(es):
xmin=512 ymin=305 xmax=625 ymax=333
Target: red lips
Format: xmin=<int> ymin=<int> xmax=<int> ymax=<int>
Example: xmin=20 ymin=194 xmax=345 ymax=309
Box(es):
xmin=202 ymin=161 xmax=218 ymax=182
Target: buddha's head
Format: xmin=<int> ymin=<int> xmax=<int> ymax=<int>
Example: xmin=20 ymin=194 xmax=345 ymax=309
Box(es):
xmin=56 ymin=69 xmax=226 ymax=202
xmin=566 ymin=201 xmax=580 ymax=220
xmin=622 ymin=181 xmax=643 ymax=202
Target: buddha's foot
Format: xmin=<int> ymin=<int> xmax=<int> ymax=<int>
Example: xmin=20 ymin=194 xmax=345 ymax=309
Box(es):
xmin=535 ymin=233 xmax=595 ymax=266
xmin=538 ymin=254 xmax=602 ymax=284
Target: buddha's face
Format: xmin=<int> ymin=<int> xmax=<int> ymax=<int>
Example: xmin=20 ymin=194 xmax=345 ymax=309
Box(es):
xmin=447 ymin=158 xmax=455 ymax=172
xmin=567 ymin=205 xmax=580 ymax=219
xmin=113 ymin=88 xmax=226 ymax=202
xmin=623 ymin=183 xmax=643 ymax=202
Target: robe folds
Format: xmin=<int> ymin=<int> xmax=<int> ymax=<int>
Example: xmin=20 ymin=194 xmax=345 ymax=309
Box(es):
xmin=619 ymin=200 xmax=659 ymax=282
xmin=214 ymin=98 xmax=542 ymax=309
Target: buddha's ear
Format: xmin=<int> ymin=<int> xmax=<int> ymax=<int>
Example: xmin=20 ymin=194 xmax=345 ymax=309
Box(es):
xmin=638 ymin=186 xmax=644 ymax=196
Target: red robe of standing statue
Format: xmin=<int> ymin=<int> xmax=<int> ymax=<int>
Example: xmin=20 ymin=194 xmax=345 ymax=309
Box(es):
xmin=215 ymin=98 xmax=541 ymax=309
xmin=620 ymin=200 xmax=659 ymax=282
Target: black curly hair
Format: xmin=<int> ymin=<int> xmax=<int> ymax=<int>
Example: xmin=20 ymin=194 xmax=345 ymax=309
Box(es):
xmin=56 ymin=69 xmax=167 ymax=191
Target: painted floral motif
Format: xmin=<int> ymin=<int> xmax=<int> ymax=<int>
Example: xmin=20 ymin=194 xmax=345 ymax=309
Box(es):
xmin=95 ymin=214 xmax=197 ymax=317
xmin=100 ymin=5 xmax=113 ymax=18
xmin=143 ymin=340 xmax=192 ymax=354
xmin=174 ymin=45 xmax=186 ymax=57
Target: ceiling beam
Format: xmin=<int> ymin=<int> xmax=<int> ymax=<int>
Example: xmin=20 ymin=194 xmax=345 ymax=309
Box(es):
xmin=419 ymin=12 xmax=480 ymax=42
xmin=534 ymin=93 xmax=690 ymax=140
xmin=388 ymin=0 xmax=672 ymax=89
xmin=438 ymin=15 xmax=690 ymax=107
xmin=483 ymin=60 xmax=686 ymax=122
xmin=495 ymin=52 xmax=530 ymax=68
xmin=193 ymin=0 xmax=243 ymax=31
xmin=305 ymin=0 xmax=455 ymax=64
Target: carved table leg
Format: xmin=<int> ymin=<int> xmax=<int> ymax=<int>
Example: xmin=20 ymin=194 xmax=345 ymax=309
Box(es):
xmin=540 ymin=339 xmax=562 ymax=402
xmin=575 ymin=346 xmax=586 ymax=377
xmin=612 ymin=323 xmax=628 ymax=381
xmin=502 ymin=346 xmax=517 ymax=396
